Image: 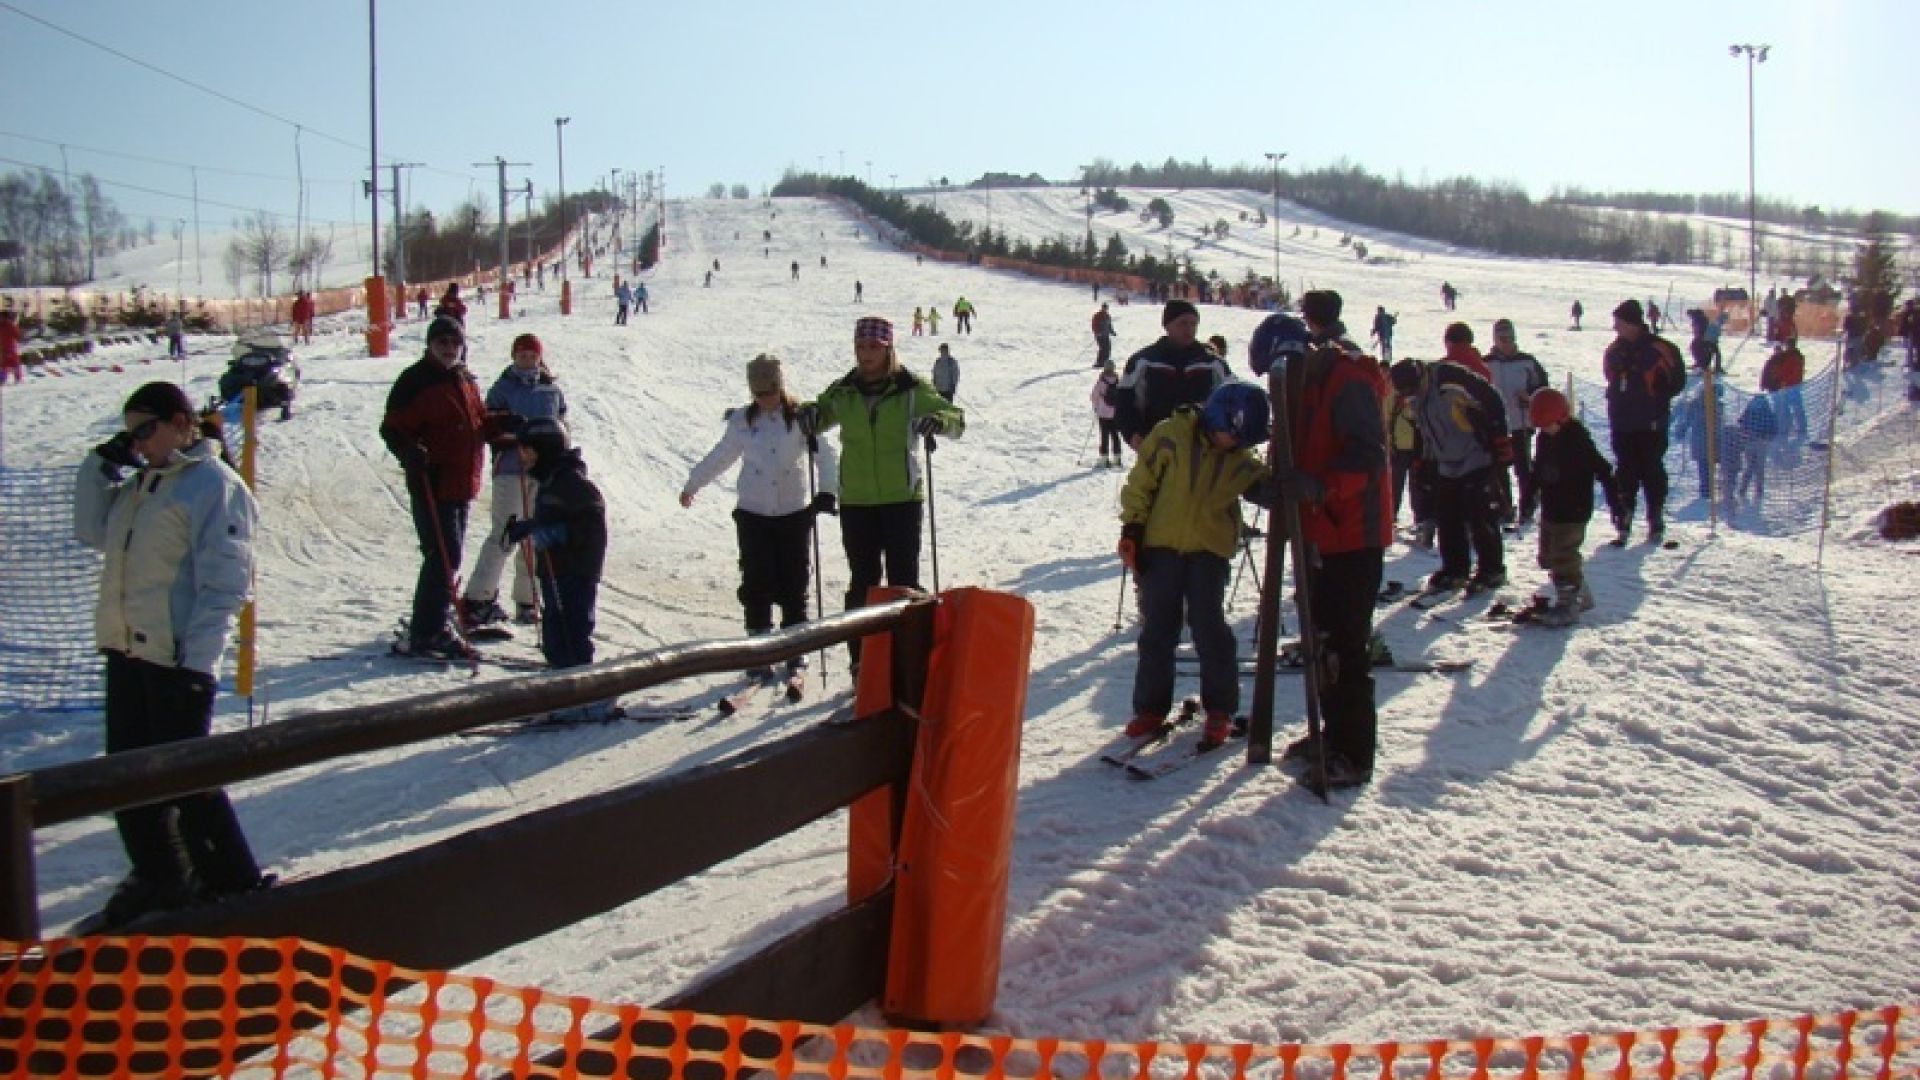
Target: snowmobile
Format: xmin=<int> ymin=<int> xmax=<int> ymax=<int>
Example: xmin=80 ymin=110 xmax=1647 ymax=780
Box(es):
xmin=219 ymin=330 xmax=300 ymax=420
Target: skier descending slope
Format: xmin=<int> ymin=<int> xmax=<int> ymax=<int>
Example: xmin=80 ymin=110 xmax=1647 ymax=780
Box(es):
xmin=1260 ymin=293 xmax=1394 ymax=790
xmin=681 ymin=353 xmax=840 ymax=698
xmin=1117 ymin=381 xmax=1279 ymax=753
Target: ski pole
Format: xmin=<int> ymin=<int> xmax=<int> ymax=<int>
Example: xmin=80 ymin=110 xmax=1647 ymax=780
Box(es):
xmin=807 ymin=435 xmax=829 ymax=682
xmin=417 ymin=475 xmax=478 ymax=673
xmin=923 ymin=432 xmax=941 ymax=593
xmin=1111 ymin=564 xmax=1131 ymax=632
xmin=516 ymin=470 xmax=541 ymax=629
xmin=1077 ymin=415 xmax=1098 ymax=466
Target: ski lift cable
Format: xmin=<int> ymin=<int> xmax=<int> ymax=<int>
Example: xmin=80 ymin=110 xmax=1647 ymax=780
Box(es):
xmin=0 ymin=1 xmax=475 ymax=183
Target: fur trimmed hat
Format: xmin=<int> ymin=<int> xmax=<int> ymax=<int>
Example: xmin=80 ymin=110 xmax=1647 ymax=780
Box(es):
xmin=747 ymin=353 xmax=784 ymax=394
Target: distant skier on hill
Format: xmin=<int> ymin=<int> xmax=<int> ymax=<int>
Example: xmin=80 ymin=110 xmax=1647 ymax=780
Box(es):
xmin=433 ymin=283 xmax=467 ymax=326
xmin=1569 ymin=299 xmax=1584 ymax=330
xmin=1369 ymin=306 xmax=1397 ymax=363
xmin=0 ymin=310 xmax=21 ymax=383
xmin=932 ymin=343 xmax=959 ymax=402
xmin=953 ymin=296 xmax=976 ymax=334
xmin=1092 ymin=303 xmax=1115 ymax=368
xmin=1440 ymin=281 xmax=1459 ymax=311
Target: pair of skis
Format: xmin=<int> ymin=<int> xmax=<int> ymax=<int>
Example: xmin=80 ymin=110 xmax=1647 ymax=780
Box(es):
xmin=716 ymin=666 xmax=807 ymax=716
xmin=1244 ymin=353 xmax=1331 ymax=800
xmin=1098 ymin=700 xmax=1239 ymax=781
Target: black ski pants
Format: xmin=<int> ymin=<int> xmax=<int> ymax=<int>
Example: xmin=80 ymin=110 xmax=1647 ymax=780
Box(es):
xmin=537 ymin=573 xmax=599 ymax=670
xmin=1497 ymin=430 xmax=1538 ymax=521
xmin=735 ymin=507 xmax=813 ymax=633
xmin=407 ymin=485 xmax=468 ymax=645
xmin=1432 ymin=468 xmax=1505 ymax=581
xmin=1610 ymin=428 xmax=1669 ymax=531
xmin=105 ymin=652 xmax=262 ymax=892
xmin=1308 ymin=547 xmax=1384 ymax=773
xmin=840 ymin=501 xmax=923 ymax=663
xmin=1132 ymin=548 xmax=1236 ymax=719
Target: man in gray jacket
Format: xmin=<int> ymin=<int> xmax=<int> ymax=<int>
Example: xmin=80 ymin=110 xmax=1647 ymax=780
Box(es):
xmin=1484 ymin=318 xmax=1549 ymax=527
xmin=73 ymin=380 xmax=270 ymax=929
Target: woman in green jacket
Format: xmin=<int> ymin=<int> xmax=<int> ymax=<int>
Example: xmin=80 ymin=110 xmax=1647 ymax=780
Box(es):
xmin=799 ymin=317 xmax=965 ymax=665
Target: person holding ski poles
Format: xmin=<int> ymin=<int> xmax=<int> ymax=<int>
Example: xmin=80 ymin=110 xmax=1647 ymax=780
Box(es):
xmin=797 ymin=317 xmax=964 ymax=669
xmin=461 ymin=333 xmax=566 ymax=629
xmin=380 ymin=316 xmax=517 ymax=659
xmin=1118 ymin=381 xmax=1279 ymax=752
xmin=681 ymin=353 xmax=840 ymax=680
xmin=1262 ymin=294 xmax=1394 ymax=789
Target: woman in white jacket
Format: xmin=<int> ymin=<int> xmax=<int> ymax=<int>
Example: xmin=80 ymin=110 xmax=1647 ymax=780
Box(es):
xmin=680 ymin=354 xmax=839 ymax=673
xmin=71 ymin=381 xmax=271 ymax=929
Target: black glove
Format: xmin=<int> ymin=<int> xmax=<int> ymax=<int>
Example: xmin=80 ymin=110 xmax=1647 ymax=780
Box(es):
xmin=95 ymin=431 xmax=141 ymax=469
xmin=503 ymin=515 xmax=535 ymax=548
xmin=809 ymin=492 xmax=838 ymax=517
xmin=913 ymin=415 xmax=943 ymax=438
xmin=398 ymin=442 xmax=429 ymax=473
xmin=796 ymin=404 xmax=822 ymax=437
xmin=1278 ymin=468 xmax=1323 ymax=504
xmin=492 ymin=411 xmax=527 ymax=435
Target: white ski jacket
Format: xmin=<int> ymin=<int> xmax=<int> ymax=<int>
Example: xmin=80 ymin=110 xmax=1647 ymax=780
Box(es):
xmin=74 ymin=438 xmax=257 ymax=676
xmin=684 ymin=404 xmax=839 ymax=517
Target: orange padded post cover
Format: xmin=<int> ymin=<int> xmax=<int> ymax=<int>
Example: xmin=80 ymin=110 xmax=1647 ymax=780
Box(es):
xmin=365 ymin=276 xmax=390 ymax=357
xmin=846 ymin=586 xmax=909 ymax=904
xmin=882 ymin=587 xmax=1034 ymax=1028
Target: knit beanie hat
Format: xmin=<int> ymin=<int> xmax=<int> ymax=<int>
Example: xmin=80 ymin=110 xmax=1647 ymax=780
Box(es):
xmin=1162 ymin=299 xmax=1198 ymax=327
xmin=854 ymin=316 xmax=894 ymax=346
xmin=123 ymin=380 xmax=194 ymax=421
xmin=511 ymin=333 xmax=542 ymax=356
xmin=1613 ymin=299 xmax=1646 ymax=326
xmin=1300 ymin=289 xmax=1343 ymax=327
xmin=747 ymin=353 xmax=784 ymax=394
xmin=427 ymin=315 xmax=465 ymax=343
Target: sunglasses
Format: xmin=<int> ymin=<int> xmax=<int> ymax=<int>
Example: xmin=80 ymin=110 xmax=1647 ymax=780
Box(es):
xmin=126 ymin=416 xmax=163 ymax=441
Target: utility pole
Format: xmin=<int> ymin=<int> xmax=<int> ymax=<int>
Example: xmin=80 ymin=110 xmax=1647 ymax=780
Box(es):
xmin=476 ymin=157 xmax=531 ymax=319
xmin=189 ymin=165 xmax=203 ymax=286
xmin=365 ymin=0 xmax=388 ymax=357
xmin=555 ymin=116 xmax=571 ymax=314
xmin=1264 ymin=152 xmax=1288 ymax=293
xmin=386 ymin=162 xmax=422 ymax=289
xmin=521 ymin=180 xmax=534 ymax=284
xmin=1730 ymin=43 xmax=1771 ymax=330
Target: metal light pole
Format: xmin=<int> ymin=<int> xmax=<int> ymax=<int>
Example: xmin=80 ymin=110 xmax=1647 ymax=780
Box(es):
xmin=1730 ymin=43 xmax=1769 ymax=329
xmin=365 ymin=0 xmax=388 ymax=357
xmin=1264 ymin=151 xmax=1287 ymax=292
xmin=555 ymin=116 xmax=571 ymax=313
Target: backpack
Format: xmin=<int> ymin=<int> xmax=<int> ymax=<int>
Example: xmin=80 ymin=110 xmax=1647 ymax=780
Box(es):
xmin=1653 ymin=337 xmax=1687 ymax=399
xmin=1098 ymin=377 xmax=1118 ymax=407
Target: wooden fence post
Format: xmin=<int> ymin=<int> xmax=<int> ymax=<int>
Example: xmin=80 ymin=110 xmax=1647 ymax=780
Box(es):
xmin=0 ymin=773 xmax=40 ymax=940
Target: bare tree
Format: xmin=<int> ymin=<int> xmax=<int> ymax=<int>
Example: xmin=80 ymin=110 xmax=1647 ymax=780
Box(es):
xmin=287 ymin=226 xmax=336 ymax=291
xmin=79 ymin=175 xmax=121 ymax=281
xmin=227 ymin=210 xmax=293 ymax=295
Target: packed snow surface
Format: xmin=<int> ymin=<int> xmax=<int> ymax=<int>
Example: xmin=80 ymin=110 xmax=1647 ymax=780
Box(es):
xmin=6 ymin=190 xmax=1917 ymax=1050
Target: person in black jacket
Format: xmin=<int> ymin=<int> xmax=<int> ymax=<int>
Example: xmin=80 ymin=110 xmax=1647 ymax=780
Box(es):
xmin=504 ymin=418 xmax=608 ymax=693
xmin=1112 ymin=300 xmax=1230 ymax=449
xmin=1527 ymin=389 xmax=1617 ymax=626
xmin=1602 ymin=299 xmax=1685 ymax=543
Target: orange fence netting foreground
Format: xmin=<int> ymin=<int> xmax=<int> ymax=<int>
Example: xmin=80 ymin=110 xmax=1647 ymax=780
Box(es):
xmin=2 ymin=936 xmax=1915 ymax=1080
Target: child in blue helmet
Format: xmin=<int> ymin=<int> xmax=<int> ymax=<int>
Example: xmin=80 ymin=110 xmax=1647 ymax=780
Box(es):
xmin=1118 ymin=381 xmax=1280 ymax=750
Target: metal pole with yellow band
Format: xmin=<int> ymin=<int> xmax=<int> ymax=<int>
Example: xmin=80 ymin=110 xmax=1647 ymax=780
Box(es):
xmin=237 ymin=386 xmax=258 ymax=716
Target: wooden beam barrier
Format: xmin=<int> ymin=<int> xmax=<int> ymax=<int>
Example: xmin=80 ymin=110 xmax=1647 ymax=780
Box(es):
xmin=23 ymin=596 xmax=932 ymax=828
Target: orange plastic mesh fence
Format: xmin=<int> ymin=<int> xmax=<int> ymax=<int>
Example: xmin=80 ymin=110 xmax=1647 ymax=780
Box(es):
xmin=2 ymin=936 xmax=1915 ymax=1080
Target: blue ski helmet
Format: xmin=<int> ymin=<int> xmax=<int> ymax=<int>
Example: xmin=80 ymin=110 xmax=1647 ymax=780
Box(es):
xmin=1248 ymin=313 xmax=1312 ymax=377
xmin=1200 ymin=381 xmax=1271 ymax=448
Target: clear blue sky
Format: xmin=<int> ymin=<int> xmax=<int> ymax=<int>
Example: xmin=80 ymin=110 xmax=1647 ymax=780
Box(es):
xmin=3 ymin=0 xmax=1915 ymax=249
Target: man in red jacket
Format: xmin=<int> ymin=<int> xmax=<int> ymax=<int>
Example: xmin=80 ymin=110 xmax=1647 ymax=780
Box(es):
xmin=379 ymin=316 xmax=514 ymax=656
xmin=1272 ymin=291 xmax=1393 ymax=789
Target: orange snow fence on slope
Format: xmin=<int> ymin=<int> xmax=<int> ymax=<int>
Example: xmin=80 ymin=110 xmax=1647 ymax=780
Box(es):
xmin=2 ymin=935 xmax=1914 ymax=1079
